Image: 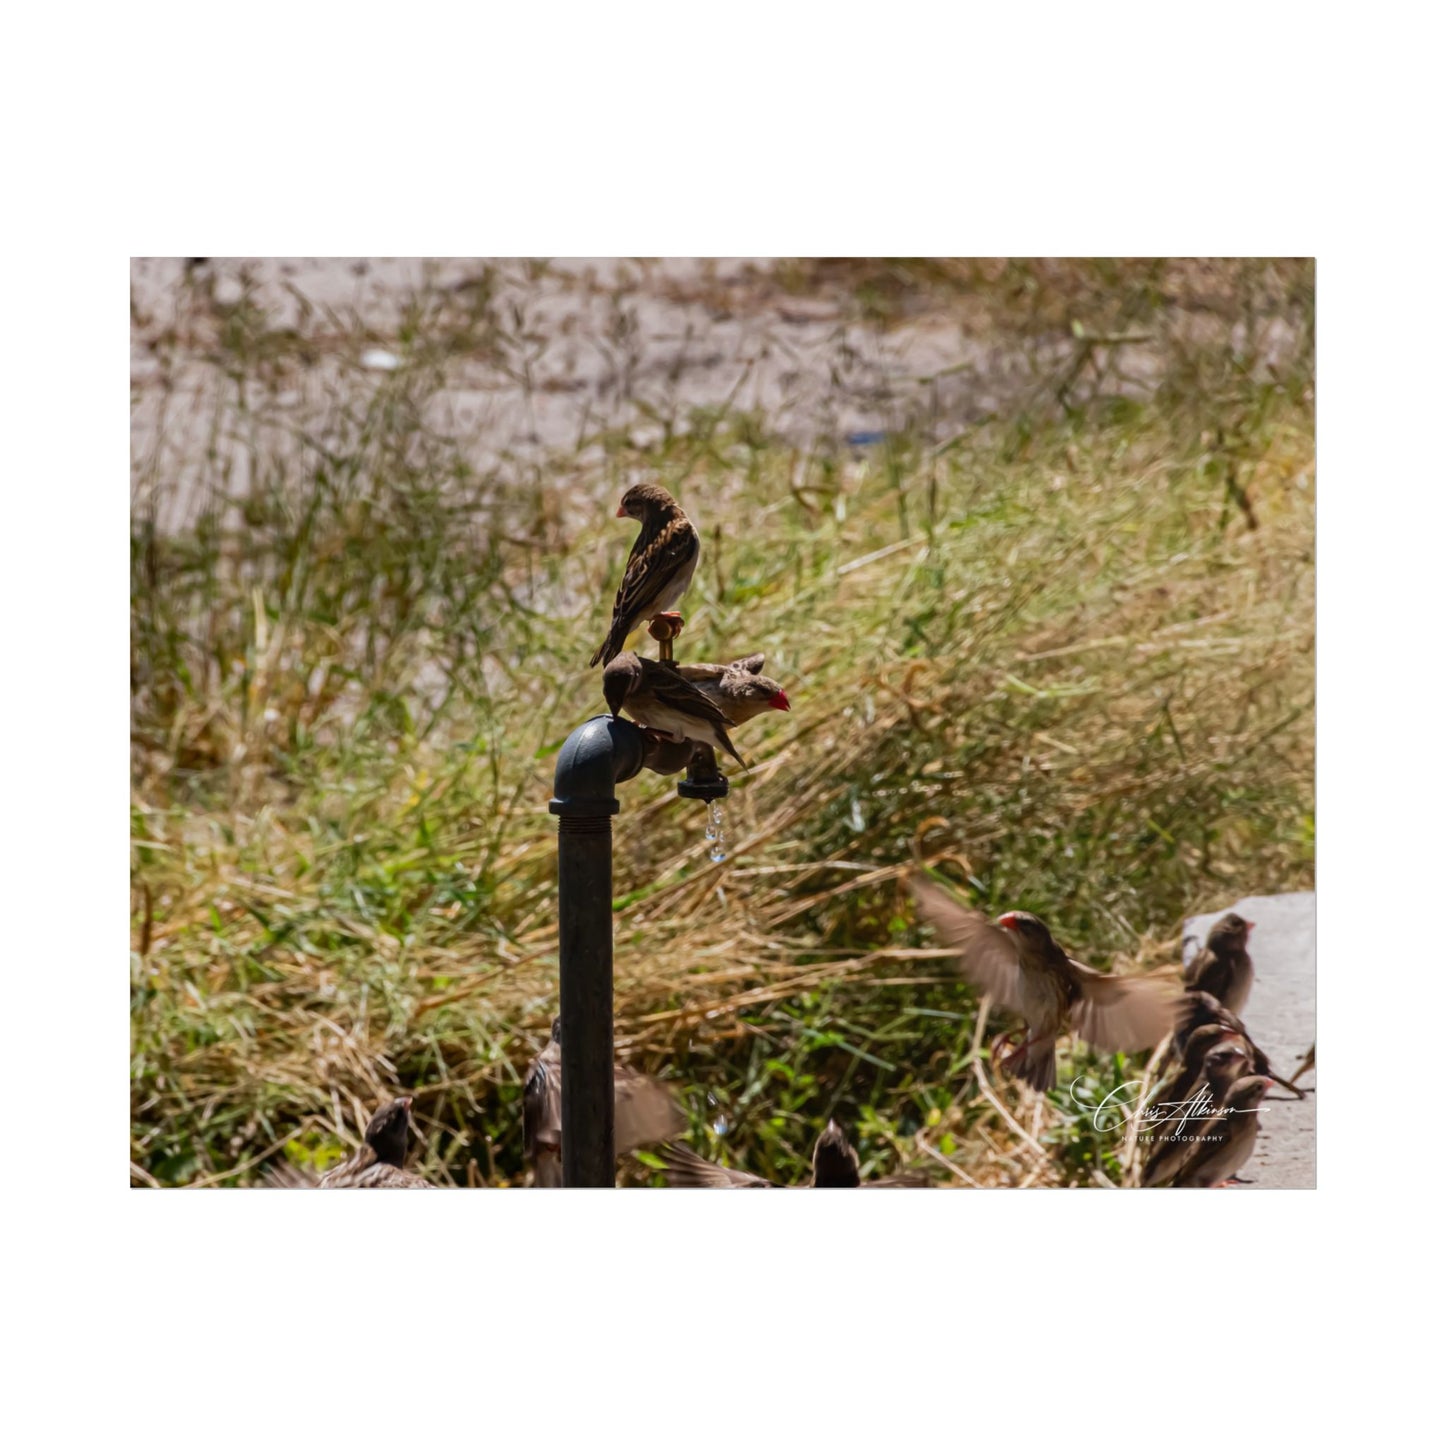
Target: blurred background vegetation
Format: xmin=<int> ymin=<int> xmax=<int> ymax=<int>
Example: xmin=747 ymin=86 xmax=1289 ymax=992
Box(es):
xmin=130 ymin=257 xmax=1314 ymax=1187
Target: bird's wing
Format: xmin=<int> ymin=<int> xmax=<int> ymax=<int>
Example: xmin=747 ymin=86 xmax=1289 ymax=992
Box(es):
xmin=523 ymin=1041 xmax=562 ymax=1156
xmin=639 ymin=662 xmax=744 ymax=763
xmin=908 ymin=877 xmax=1026 ymax=1013
xmin=615 ymin=1069 xmax=686 ymax=1152
xmin=610 ymin=515 xmax=698 ymax=625
xmin=1182 ymin=946 xmax=1227 ymax=996
xmin=1067 ymin=961 xmax=1181 ymax=1053
xmin=354 ymin=1164 xmax=438 ymax=1189
xmin=657 ymin=1143 xmax=776 ymax=1188
xmin=677 ymin=662 xmax=727 ymax=683
xmin=259 ymin=1160 xmax=318 ymax=1189
xmin=640 ymin=662 xmax=735 ymax=730
xmin=858 ymin=1171 xmax=931 ymax=1189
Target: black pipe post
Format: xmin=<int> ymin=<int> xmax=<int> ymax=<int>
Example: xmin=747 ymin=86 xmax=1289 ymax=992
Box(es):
xmin=549 ymin=714 xmax=647 ymax=1186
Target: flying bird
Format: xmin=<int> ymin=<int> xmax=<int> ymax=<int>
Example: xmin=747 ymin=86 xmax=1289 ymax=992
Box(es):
xmin=590 ymin=483 xmax=700 ymax=668
xmin=1171 ymin=1075 xmax=1272 ymax=1187
xmin=677 ymin=653 xmax=791 ymax=725
xmin=1183 ymin=912 xmax=1255 ymax=1014
xmin=658 ymin=1119 xmax=921 ymax=1189
xmin=317 ymin=1097 xmax=437 ymax=1189
xmin=602 ymin=652 xmax=744 ymax=765
xmin=523 ymin=1017 xmax=685 ymax=1187
xmin=1141 ymin=1041 xmax=1251 ymax=1187
xmin=910 ymin=876 xmax=1180 ymax=1093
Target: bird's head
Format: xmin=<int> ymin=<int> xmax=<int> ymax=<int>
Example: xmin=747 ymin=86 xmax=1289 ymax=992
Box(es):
xmin=996 ymin=910 xmax=1052 ymax=950
xmin=811 ymin=1119 xmax=861 ymax=1188
xmin=731 ymin=675 xmax=791 ymax=713
xmin=1202 ymin=1044 xmax=1249 ymax=1087
xmin=1185 ymin=1023 xmax=1243 ymax=1063
xmin=616 ymin=482 xmax=678 ymax=520
xmin=1207 ymin=912 xmax=1253 ymax=951
xmin=602 ymin=653 xmax=642 ymax=718
xmin=364 ymin=1097 xmax=414 ymax=1167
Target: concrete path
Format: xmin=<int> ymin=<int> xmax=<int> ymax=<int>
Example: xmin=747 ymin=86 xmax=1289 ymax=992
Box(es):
xmin=1183 ymin=892 xmax=1315 ymax=1188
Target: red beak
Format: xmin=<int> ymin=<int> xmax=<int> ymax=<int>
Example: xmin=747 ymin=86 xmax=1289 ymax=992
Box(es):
xmin=1245 ymin=920 xmax=1255 ymax=936
xmin=997 ymin=914 xmax=1019 ymax=931
xmin=770 ymin=691 xmax=791 ymax=711
xmin=615 ymin=505 xmax=627 ymax=518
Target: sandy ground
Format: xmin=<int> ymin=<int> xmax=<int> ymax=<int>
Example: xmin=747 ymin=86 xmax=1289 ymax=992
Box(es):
xmin=1184 ymin=893 xmax=1316 ymax=1188
xmin=130 ymin=257 xmax=1304 ymax=533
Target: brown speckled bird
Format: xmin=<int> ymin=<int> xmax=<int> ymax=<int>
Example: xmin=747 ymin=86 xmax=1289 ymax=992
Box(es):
xmin=603 ymin=652 xmax=744 ymax=765
xmin=590 ymin=483 xmax=700 ymax=668
xmin=1184 ymin=912 xmax=1255 ymax=1014
xmin=1171 ymin=1075 xmax=1272 ymax=1187
xmin=658 ymin=1119 xmax=920 ymax=1189
xmin=1170 ymin=993 xmax=1307 ymax=1098
xmin=317 ymin=1097 xmax=437 ymax=1189
xmin=677 ymin=653 xmax=791 ymax=725
xmin=911 ymin=877 xmax=1180 ymax=1093
xmin=1141 ymin=1042 xmax=1251 ymax=1187
xmin=523 ymin=1017 xmax=684 ymax=1187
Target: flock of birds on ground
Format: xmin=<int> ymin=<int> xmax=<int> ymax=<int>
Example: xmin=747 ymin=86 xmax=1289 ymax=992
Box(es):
xmin=267 ymin=482 xmax=1315 ymax=1191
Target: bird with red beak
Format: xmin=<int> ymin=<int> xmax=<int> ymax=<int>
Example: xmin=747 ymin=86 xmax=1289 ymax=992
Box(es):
xmin=678 ymin=652 xmax=791 ymax=725
xmin=1183 ymin=911 xmax=1256 ymax=1014
xmin=910 ymin=877 xmax=1181 ymax=1094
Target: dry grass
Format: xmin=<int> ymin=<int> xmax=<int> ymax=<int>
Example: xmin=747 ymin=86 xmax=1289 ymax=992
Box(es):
xmin=130 ymin=258 xmax=1314 ymax=1187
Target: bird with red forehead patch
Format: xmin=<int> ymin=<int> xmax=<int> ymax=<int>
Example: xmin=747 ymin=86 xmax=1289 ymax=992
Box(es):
xmin=910 ymin=876 xmax=1182 ymax=1093
xmin=677 ymin=652 xmax=791 ymax=726
xmin=1183 ymin=911 xmax=1256 ymax=1014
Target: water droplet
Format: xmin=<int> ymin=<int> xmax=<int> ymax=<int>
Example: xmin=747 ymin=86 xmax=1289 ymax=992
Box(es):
xmin=707 ymin=799 xmax=727 ymax=861
xmin=712 ymin=1116 xmax=730 ymax=1137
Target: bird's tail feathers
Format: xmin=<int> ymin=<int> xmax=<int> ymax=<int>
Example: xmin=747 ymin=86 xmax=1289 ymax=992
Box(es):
xmin=1004 ymin=1034 xmax=1057 ymax=1093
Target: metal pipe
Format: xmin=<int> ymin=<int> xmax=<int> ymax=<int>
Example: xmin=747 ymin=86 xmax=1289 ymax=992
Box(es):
xmin=549 ymin=714 xmax=648 ymax=1187
xmin=677 ymin=744 xmax=731 ymax=801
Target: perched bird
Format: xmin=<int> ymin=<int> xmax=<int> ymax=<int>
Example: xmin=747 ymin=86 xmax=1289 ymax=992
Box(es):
xmin=317 ymin=1097 xmax=437 ymax=1190
xmin=1183 ymin=912 xmax=1255 ymax=1014
xmin=523 ymin=1017 xmax=684 ymax=1187
xmin=677 ymin=653 xmax=791 ymax=725
xmin=658 ymin=1119 xmax=919 ymax=1189
xmin=1170 ymin=993 xmax=1307 ymax=1098
xmin=602 ymin=652 xmax=744 ymax=765
xmin=910 ymin=877 xmax=1180 ymax=1093
xmin=1141 ymin=1042 xmax=1251 ymax=1187
xmin=1153 ymin=1023 xmax=1246 ymax=1114
xmin=1171 ymin=1075 xmax=1273 ymax=1187
xmin=589 ymin=483 xmax=700 ymax=668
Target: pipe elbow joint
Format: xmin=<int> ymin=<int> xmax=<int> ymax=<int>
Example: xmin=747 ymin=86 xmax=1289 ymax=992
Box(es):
xmin=549 ymin=715 xmax=648 ymax=818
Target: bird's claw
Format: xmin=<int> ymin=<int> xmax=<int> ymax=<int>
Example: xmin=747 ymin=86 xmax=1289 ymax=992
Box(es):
xmin=647 ymin=612 xmax=687 ymax=642
xmin=989 ymin=1027 xmax=1029 ymax=1072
